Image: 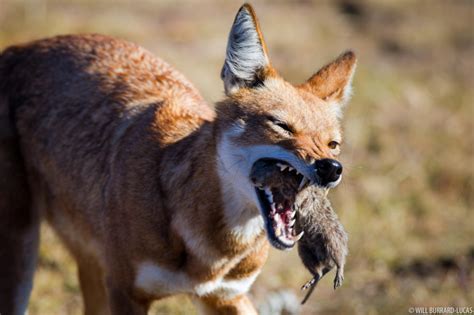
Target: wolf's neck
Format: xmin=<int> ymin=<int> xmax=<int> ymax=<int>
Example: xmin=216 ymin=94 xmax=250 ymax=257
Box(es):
xmin=161 ymin=121 xmax=264 ymax=258
xmin=218 ymin=172 xmax=264 ymax=244
xmin=214 ymin=126 xmax=264 ymax=245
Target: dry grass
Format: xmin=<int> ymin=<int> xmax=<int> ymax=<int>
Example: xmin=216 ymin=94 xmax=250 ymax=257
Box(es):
xmin=1 ymin=0 xmax=473 ymax=314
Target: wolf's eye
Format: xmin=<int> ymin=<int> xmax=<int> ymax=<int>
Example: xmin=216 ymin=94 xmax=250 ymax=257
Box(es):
xmin=328 ymin=141 xmax=340 ymax=149
xmin=275 ymin=121 xmax=292 ymax=133
xmin=267 ymin=116 xmax=293 ymax=134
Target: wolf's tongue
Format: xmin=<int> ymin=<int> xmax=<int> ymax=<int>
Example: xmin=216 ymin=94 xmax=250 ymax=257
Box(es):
xmin=281 ymin=204 xmax=292 ymax=224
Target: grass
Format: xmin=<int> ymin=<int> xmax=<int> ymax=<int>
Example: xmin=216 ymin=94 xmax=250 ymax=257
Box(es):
xmin=1 ymin=0 xmax=473 ymax=314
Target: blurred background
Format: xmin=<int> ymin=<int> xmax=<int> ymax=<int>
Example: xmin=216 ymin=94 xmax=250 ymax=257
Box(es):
xmin=1 ymin=0 xmax=473 ymax=314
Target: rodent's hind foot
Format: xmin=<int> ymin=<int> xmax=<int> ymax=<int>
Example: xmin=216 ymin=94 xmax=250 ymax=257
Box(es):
xmin=333 ymin=272 xmax=344 ymax=290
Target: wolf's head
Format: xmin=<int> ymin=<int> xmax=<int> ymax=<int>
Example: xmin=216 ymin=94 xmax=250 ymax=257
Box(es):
xmin=216 ymin=4 xmax=356 ymax=250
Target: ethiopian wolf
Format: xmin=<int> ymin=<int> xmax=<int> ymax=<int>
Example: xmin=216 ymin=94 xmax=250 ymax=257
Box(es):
xmin=0 ymin=3 xmax=356 ymax=315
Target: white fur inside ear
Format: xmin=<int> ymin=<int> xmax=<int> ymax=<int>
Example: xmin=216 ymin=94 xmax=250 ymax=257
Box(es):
xmin=340 ymin=62 xmax=356 ymax=107
xmin=222 ymin=7 xmax=268 ymax=94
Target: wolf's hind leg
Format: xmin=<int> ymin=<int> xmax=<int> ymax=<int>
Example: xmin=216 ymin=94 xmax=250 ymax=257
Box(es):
xmin=77 ymin=256 xmax=109 ymax=315
xmin=0 ymin=125 xmax=39 ymax=315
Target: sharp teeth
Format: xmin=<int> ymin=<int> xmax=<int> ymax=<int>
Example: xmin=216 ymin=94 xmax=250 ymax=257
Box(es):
xmin=294 ymin=231 xmax=304 ymax=241
xmin=288 ymin=166 xmax=294 ymax=172
xmin=275 ymin=227 xmax=282 ymax=237
xmin=277 ymin=163 xmax=288 ymax=171
xmin=298 ymin=177 xmax=308 ymax=190
xmin=289 ymin=219 xmax=296 ymax=227
xmin=291 ymin=211 xmax=296 ymax=219
xmin=274 ymin=213 xmax=282 ymax=224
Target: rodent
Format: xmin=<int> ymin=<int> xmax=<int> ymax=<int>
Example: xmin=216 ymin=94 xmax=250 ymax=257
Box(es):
xmin=295 ymin=187 xmax=348 ymax=304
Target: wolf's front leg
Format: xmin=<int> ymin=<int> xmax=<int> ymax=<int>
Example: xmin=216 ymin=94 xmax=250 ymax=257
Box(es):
xmin=192 ymin=294 xmax=258 ymax=315
xmin=106 ymin=280 xmax=151 ymax=315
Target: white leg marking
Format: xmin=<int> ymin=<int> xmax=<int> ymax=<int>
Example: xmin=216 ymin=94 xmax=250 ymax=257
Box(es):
xmin=195 ymin=271 xmax=260 ymax=298
xmin=135 ymin=261 xmax=191 ymax=294
xmin=135 ymin=261 xmax=260 ymax=299
xmin=218 ymin=272 xmax=260 ymax=298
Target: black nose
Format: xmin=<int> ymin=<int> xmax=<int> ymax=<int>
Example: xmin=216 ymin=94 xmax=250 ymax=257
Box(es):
xmin=314 ymin=159 xmax=343 ymax=186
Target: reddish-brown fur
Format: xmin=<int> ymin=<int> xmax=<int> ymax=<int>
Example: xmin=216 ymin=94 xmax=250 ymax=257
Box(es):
xmin=0 ymin=4 xmax=356 ymax=315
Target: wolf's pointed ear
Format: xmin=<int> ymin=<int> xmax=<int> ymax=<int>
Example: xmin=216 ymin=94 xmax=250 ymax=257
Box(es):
xmin=302 ymin=51 xmax=357 ymax=107
xmin=221 ymin=4 xmax=271 ymax=95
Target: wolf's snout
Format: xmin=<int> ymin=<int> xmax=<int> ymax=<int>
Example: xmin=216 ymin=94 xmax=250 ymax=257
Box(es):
xmin=314 ymin=159 xmax=343 ymax=186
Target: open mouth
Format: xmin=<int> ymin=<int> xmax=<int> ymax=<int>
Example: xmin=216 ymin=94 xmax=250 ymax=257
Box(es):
xmin=250 ymin=158 xmax=311 ymax=250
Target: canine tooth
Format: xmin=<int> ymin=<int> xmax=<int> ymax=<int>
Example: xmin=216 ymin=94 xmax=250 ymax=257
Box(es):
xmin=298 ymin=177 xmax=308 ymax=190
xmin=275 ymin=227 xmax=282 ymax=237
xmin=277 ymin=163 xmax=288 ymax=171
xmin=289 ymin=219 xmax=296 ymax=227
xmin=291 ymin=211 xmax=296 ymax=219
xmin=288 ymin=166 xmax=294 ymax=172
xmin=275 ymin=213 xmax=283 ymax=225
xmin=294 ymin=231 xmax=304 ymax=241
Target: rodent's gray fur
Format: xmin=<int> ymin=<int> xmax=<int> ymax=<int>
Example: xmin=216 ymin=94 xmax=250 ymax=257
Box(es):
xmin=296 ymin=187 xmax=348 ymax=304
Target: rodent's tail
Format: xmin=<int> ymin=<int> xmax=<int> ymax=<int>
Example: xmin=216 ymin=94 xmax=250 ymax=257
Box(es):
xmin=300 ymin=274 xmax=321 ymax=305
